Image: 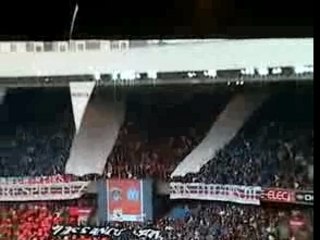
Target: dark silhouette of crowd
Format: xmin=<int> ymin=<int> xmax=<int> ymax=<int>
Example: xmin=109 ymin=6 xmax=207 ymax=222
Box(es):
xmin=173 ymin=91 xmax=313 ymax=190
xmin=0 ymin=89 xmax=74 ymax=178
xmin=0 ymin=89 xmax=229 ymax=180
xmin=0 ymin=89 xmax=313 ymax=190
xmin=103 ymin=91 xmax=229 ymax=180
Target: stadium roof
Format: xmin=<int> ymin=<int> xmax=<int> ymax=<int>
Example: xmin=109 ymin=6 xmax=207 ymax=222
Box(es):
xmin=0 ymin=39 xmax=313 ymax=79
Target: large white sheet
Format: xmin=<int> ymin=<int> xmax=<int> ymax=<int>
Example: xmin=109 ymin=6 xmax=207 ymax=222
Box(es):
xmin=65 ymin=89 xmax=125 ymax=176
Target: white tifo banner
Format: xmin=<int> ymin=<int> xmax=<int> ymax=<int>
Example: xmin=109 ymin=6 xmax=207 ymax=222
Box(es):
xmin=65 ymin=91 xmax=125 ymax=176
xmin=0 ymin=181 xmax=89 ymax=201
xmin=170 ymin=182 xmax=261 ymax=205
xmin=69 ymin=81 xmax=96 ymax=133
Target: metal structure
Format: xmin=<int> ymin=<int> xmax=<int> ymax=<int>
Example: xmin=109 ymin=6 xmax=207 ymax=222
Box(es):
xmin=0 ymin=39 xmax=313 ymax=88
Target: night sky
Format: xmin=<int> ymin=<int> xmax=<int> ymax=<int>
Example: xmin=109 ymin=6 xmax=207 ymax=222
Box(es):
xmin=0 ymin=0 xmax=313 ymax=40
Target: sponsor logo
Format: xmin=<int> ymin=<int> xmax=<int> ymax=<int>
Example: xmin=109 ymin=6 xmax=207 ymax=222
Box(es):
xmin=127 ymin=188 xmax=139 ymax=201
xmin=261 ymin=188 xmax=294 ymax=203
xmin=295 ymin=191 xmax=313 ymax=205
xmin=111 ymin=188 xmax=122 ymax=202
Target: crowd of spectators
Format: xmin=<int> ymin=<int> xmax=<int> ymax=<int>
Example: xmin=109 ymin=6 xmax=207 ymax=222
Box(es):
xmin=0 ymin=88 xmax=314 ymax=240
xmin=0 ymin=89 xmax=74 ymax=178
xmin=104 ymin=122 xmax=199 ymax=180
xmin=72 ymin=91 xmax=229 ymax=181
xmin=0 ymin=198 xmax=95 ymax=240
xmin=174 ymin=92 xmax=313 ymax=190
xmin=102 ymin=92 xmax=229 ymax=181
xmin=0 ymin=89 xmax=313 ymax=190
xmin=157 ymin=203 xmax=312 ymax=240
xmin=0 ymin=202 xmax=72 ymax=240
xmin=0 ymin=90 xmax=229 ymax=180
xmin=0 ymin=117 xmax=73 ymax=178
xmin=0 ymin=201 xmax=313 ymax=240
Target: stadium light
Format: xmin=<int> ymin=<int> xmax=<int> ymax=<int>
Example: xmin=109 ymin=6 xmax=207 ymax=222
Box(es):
xmin=112 ymin=71 xmax=120 ymax=81
xmin=257 ymin=67 xmax=269 ymax=76
xmin=241 ymin=68 xmax=255 ymax=75
xmin=271 ymin=67 xmax=282 ymax=75
xmin=187 ymin=72 xmax=196 ymax=78
xmin=147 ymin=70 xmax=157 ymax=80
xmin=120 ymin=71 xmax=136 ymax=81
xmin=204 ymin=69 xmax=217 ymax=78
xmin=94 ymin=72 xmax=101 ymax=81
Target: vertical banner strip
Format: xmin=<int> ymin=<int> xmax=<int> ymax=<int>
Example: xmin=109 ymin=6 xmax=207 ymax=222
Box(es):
xmin=69 ymin=81 xmax=96 ymax=134
xmin=0 ymin=88 xmax=6 ymax=104
xmin=142 ymin=179 xmax=153 ymax=221
xmin=140 ymin=180 xmax=144 ymax=221
xmin=106 ymin=180 xmax=110 ymax=222
xmin=65 ymin=90 xmax=125 ymax=176
xmin=97 ymin=179 xmax=108 ymax=224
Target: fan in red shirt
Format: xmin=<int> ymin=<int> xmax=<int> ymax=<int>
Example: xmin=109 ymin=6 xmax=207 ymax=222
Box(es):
xmin=289 ymin=211 xmax=307 ymax=238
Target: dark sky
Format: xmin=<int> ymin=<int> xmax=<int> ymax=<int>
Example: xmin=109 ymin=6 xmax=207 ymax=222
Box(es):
xmin=0 ymin=0 xmax=313 ymax=40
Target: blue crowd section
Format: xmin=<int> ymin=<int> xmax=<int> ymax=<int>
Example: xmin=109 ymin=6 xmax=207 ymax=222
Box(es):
xmin=0 ymin=88 xmax=74 ymax=177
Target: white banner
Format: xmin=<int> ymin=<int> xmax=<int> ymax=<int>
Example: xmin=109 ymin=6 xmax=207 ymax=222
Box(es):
xmin=0 ymin=181 xmax=89 ymax=201
xmin=69 ymin=81 xmax=96 ymax=133
xmin=0 ymin=174 xmax=73 ymax=184
xmin=66 ymin=92 xmax=125 ymax=176
xmin=170 ymin=182 xmax=261 ymax=205
xmin=52 ymin=225 xmax=164 ymax=240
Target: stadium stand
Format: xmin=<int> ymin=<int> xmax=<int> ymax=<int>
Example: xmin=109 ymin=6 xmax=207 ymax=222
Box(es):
xmin=0 ymin=89 xmax=74 ymax=178
xmin=103 ymin=91 xmax=230 ymax=180
xmin=0 ymin=201 xmax=312 ymax=240
xmin=0 ymin=198 xmax=95 ymax=240
xmin=0 ymin=85 xmax=313 ymax=240
xmin=173 ymin=90 xmax=313 ymax=190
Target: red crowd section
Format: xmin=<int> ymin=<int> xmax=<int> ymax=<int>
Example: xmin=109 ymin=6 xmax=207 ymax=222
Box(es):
xmin=0 ymin=202 xmax=313 ymax=240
